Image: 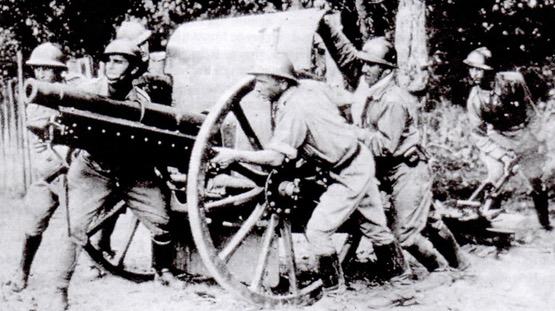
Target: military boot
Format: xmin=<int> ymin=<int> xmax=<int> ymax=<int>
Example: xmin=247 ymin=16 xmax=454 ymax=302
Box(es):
xmin=373 ymin=242 xmax=409 ymax=281
xmin=152 ymin=240 xmax=186 ymax=289
xmin=426 ymin=222 xmax=470 ymax=270
xmin=6 ymin=234 xmax=42 ymax=292
xmin=406 ymin=235 xmax=449 ymax=272
xmin=532 ymin=190 xmax=552 ymax=230
xmin=317 ymin=253 xmax=345 ymax=294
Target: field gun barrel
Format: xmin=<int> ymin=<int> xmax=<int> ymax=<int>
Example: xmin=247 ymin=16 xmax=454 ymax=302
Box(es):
xmin=23 ymin=78 xmax=205 ymax=136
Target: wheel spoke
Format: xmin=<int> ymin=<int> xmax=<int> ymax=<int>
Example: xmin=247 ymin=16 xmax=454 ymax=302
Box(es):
xmin=218 ymin=203 xmax=267 ymax=263
xmin=209 ymin=174 xmax=257 ymax=190
xmin=112 ymin=215 xmax=140 ymax=267
xmin=232 ymin=103 xmax=263 ymax=150
xmin=280 ymin=219 xmax=298 ymax=294
xmin=249 ymin=214 xmax=278 ymax=292
xmin=205 ymin=187 xmax=264 ymax=211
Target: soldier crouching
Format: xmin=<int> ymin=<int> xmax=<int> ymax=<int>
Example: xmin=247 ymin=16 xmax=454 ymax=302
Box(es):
xmin=49 ymin=39 xmax=183 ymax=311
xmin=481 ymin=71 xmax=552 ymax=230
xmin=212 ymin=52 xmax=407 ymax=296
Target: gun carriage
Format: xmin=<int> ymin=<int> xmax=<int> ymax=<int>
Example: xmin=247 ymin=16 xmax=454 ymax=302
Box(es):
xmin=23 ymin=8 xmax=514 ymax=306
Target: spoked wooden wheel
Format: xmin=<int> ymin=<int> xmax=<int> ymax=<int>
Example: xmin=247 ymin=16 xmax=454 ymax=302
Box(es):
xmin=187 ymin=76 xmax=324 ymax=306
xmin=84 ymin=201 xmax=155 ymax=282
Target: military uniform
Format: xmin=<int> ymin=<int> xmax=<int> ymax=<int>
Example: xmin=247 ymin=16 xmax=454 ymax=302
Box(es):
xmin=6 ymin=42 xmax=72 ymax=293
xmin=466 ymin=85 xmax=512 ymax=183
xmin=351 ymin=73 xmax=429 ymax=241
xmin=65 ymin=77 xmax=171 ymax=245
xmin=23 ymin=104 xmax=69 ymax=236
xmin=268 ymin=81 xmax=395 ymax=256
xmin=53 ymin=76 xmax=174 ymax=295
xmin=477 ymin=72 xmax=551 ymax=229
xmin=320 ymin=22 xmax=465 ymax=270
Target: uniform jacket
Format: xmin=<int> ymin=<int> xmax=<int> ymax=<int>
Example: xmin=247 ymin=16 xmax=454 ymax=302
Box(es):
xmin=75 ymin=76 xmax=155 ymax=172
xmin=267 ymin=81 xmax=361 ymax=169
xmin=352 ymin=72 xmax=420 ymax=159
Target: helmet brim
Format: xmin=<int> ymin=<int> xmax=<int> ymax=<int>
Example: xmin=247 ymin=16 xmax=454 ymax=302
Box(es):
xmin=463 ymin=59 xmax=492 ymax=71
xmin=25 ymin=60 xmax=67 ymax=69
xmin=357 ymin=51 xmax=396 ymax=68
xmin=248 ymin=71 xmax=298 ymax=83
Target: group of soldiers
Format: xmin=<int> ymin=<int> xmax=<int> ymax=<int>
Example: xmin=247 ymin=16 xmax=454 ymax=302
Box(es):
xmin=4 ymin=12 xmax=552 ymax=311
xmin=6 ymin=22 xmax=185 ymax=310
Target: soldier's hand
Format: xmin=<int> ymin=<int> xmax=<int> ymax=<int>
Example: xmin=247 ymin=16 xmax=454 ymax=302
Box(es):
xmin=357 ymin=129 xmax=388 ymax=156
xmin=322 ymin=12 xmax=342 ymax=30
xmin=33 ymin=141 xmax=48 ymax=153
xmin=500 ymin=150 xmax=517 ymax=173
xmin=370 ymin=134 xmax=389 ymax=157
xmin=166 ymin=167 xmax=187 ymax=190
xmin=211 ymin=147 xmax=238 ymax=169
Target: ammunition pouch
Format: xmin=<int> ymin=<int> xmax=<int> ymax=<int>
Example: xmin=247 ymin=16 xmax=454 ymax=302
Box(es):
xmin=401 ymin=145 xmax=429 ymax=167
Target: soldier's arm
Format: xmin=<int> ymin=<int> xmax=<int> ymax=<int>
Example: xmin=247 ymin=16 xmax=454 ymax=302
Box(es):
xmin=212 ymin=148 xmax=285 ymax=167
xmin=318 ymin=13 xmax=363 ymax=89
xmin=212 ymin=101 xmax=307 ymax=168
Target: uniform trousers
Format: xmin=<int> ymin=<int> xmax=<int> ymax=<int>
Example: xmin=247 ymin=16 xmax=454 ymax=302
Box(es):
xmin=23 ymin=144 xmax=68 ymax=236
xmin=377 ymin=160 xmax=432 ymax=247
xmin=306 ymin=145 xmax=395 ymax=256
xmin=54 ymin=152 xmax=170 ymax=289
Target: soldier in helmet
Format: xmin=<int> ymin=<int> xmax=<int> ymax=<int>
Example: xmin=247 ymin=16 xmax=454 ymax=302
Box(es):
xmin=116 ymin=20 xmax=172 ymax=106
xmin=90 ymin=20 xmax=175 ymax=263
xmin=49 ymin=39 xmax=183 ymax=311
xmin=5 ymin=42 xmax=70 ymax=293
xmin=463 ymin=47 xmax=512 ymax=181
xmin=319 ymin=15 xmax=468 ymax=273
xmin=212 ymin=52 xmax=406 ymax=296
xmin=463 ymin=49 xmax=551 ymax=230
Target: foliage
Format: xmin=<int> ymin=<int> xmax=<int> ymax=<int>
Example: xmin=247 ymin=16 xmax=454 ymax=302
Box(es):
xmin=422 ymin=102 xmax=485 ymax=200
xmin=1 ymin=0 xmax=554 ymax=97
xmin=427 ymin=0 xmax=555 ymax=105
xmin=0 ymin=0 xmax=295 ymax=76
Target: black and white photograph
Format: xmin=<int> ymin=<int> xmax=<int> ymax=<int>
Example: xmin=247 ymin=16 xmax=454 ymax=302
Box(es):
xmin=0 ymin=1 xmax=554 ymax=310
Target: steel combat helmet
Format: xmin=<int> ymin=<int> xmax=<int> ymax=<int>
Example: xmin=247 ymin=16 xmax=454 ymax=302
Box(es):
xmin=248 ymin=52 xmax=298 ymax=82
xmin=103 ymin=39 xmax=142 ymax=61
xmin=357 ymin=36 xmax=397 ymax=68
xmin=463 ymin=47 xmax=493 ymax=70
xmin=26 ymin=42 xmax=67 ymax=68
xmin=116 ymin=21 xmax=152 ymax=46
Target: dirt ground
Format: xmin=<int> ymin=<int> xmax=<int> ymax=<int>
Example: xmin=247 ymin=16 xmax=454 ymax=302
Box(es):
xmin=1 ymin=195 xmax=554 ymax=311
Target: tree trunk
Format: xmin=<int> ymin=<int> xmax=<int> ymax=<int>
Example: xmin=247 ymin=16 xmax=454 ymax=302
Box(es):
xmin=395 ymin=0 xmax=428 ymax=93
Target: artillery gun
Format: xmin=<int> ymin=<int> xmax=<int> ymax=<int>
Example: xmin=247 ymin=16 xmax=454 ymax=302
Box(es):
xmin=23 ymin=9 xmax=370 ymax=306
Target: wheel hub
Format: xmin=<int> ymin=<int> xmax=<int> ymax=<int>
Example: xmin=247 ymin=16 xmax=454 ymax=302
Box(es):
xmin=265 ymin=167 xmax=301 ymax=217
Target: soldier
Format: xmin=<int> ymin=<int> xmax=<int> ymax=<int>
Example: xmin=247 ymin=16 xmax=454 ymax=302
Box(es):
xmin=319 ymin=16 xmax=468 ymax=272
xmin=482 ymin=71 xmax=552 ymax=230
xmin=463 ymin=49 xmax=551 ymax=230
xmin=212 ymin=52 xmax=407 ymax=295
xmin=5 ymin=43 xmax=70 ymax=292
xmin=49 ymin=39 xmax=183 ymax=310
xmin=91 ymin=20 xmax=175 ymax=261
xmin=463 ymin=47 xmax=513 ymax=183
xmin=116 ymin=20 xmax=172 ymax=106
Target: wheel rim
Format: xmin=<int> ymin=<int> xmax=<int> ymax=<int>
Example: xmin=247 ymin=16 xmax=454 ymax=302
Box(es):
xmin=187 ymin=76 xmax=323 ymax=306
xmin=84 ymin=203 xmax=155 ymax=282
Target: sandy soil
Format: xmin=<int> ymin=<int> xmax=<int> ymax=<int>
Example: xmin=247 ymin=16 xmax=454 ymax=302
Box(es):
xmin=1 ymin=195 xmax=554 ymax=311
